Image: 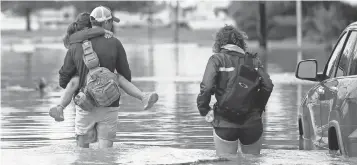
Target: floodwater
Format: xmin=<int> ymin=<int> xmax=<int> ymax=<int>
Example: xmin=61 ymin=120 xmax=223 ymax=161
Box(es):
xmin=1 ymin=42 xmax=357 ymax=165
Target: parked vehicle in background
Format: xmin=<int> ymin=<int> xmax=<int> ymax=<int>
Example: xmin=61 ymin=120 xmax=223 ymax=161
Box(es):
xmin=295 ymin=22 xmax=357 ymax=157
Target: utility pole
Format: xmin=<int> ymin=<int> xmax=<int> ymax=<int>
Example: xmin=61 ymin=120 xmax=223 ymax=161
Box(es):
xmin=174 ymin=0 xmax=179 ymax=43
xmin=173 ymin=0 xmax=180 ymax=76
xmin=148 ymin=3 xmax=153 ymax=49
xmin=296 ymin=0 xmax=303 ymax=115
xmin=25 ymin=7 xmax=31 ymax=31
xmin=258 ymin=2 xmax=267 ymax=72
xmin=148 ymin=3 xmax=154 ymax=76
xmin=296 ymin=0 xmax=302 ymax=63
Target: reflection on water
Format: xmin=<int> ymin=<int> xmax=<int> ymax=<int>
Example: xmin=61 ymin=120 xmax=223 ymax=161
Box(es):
xmin=1 ymin=43 xmax=356 ymax=164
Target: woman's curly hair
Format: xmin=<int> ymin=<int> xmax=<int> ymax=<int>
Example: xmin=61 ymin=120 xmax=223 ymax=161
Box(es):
xmin=213 ymin=25 xmax=248 ymax=53
xmin=63 ymin=12 xmax=92 ymax=49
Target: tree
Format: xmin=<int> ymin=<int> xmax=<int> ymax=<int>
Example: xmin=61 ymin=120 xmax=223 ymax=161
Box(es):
xmin=258 ymin=2 xmax=267 ymax=71
xmin=304 ymin=4 xmax=347 ymax=42
xmin=303 ymin=1 xmax=357 ymax=52
xmin=228 ymin=1 xmax=357 ymax=41
xmin=68 ymin=1 xmax=154 ymax=14
xmin=1 ymin=1 xmax=63 ymax=31
xmin=228 ymin=1 xmax=295 ymax=39
xmin=1 ymin=1 xmax=155 ymax=31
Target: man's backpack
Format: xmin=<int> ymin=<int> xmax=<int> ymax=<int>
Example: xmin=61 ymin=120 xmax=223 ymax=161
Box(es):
xmin=74 ymin=40 xmax=121 ymax=111
xmin=216 ymin=52 xmax=264 ymax=122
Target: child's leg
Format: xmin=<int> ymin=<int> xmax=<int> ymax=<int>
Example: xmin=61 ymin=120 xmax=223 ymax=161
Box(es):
xmin=49 ymin=76 xmax=79 ymax=122
xmin=117 ymin=74 xmax=143 ymax=100
xmin=116 ymin=74 xmax=158 ymax=110
xmin=59 ymin=76 xmax=80 ymax=108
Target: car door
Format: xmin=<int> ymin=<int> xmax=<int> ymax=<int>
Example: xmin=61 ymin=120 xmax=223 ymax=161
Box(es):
xmin=303 ymin=31 xmax=348 ymax=147
xmin=333 ymin=31 xmax=357 ymax=156
xmin=318 ymin=31 xmax=357 ymax=148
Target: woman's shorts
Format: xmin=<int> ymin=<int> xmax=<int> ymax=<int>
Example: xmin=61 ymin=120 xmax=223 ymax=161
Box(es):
xmin=213 ymin=119 xmax=263 ymax=145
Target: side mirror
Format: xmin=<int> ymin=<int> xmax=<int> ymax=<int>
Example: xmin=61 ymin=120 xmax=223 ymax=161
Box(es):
xmin=295 ymin=59 xmax=318 ymax=81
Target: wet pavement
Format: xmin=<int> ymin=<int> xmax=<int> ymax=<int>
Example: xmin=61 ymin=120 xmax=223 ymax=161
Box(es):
xmin=1 ymin=43 xmax=357 ymax=164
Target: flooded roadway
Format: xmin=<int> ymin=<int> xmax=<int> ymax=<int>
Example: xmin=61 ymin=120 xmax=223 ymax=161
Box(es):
xmin=1 ymin=43 xmax=357 ymax=164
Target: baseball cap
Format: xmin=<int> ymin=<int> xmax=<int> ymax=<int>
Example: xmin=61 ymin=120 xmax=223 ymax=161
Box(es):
xmin=90 ymin=6 xmax=120 ymax=23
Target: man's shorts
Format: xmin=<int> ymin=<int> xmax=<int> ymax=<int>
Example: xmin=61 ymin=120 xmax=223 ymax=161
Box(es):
xmin=75 ymin=106 xmax=119 ymax=143
xmin=214 ymin=119 xmax=263 ymax=145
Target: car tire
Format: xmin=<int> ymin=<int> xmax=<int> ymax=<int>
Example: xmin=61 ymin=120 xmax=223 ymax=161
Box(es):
xmin=328 ymin=127 xmax=340 ymax=151
xmin=299 ymin=118 xmax=303 ymax=136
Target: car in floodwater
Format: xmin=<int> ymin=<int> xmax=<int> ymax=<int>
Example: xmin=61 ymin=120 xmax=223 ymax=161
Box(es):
xmin=295 ymin=22 xmax=357 ymax=157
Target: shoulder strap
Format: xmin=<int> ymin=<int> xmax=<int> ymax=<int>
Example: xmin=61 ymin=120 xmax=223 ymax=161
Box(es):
xmin=244 ymin=52 xmax=254 ymax=67
xmin=244 ymin=52 xmax=261 ymax=70
xmin=82 ymin=40 xmax=100 ymax=70
xmin=214 ymin=51 xmax=258 ymax=70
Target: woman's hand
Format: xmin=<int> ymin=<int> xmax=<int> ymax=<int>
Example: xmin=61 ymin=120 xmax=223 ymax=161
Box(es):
xmin=104 ymin=29 xmax=114 ymax=38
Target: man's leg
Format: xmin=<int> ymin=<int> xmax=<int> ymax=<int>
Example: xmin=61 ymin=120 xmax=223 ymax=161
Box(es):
xmin=96 ymin=107 xmax=119 ymax=149
xmin=213 ymin=127 xmax=239 ymax=156
xmin=98 ymin=139 xmax=113 ymax=148
xmin=76 ymin=136 xmax=90 ymax=148
xmin=75 ymin=106 xmax=97 ymax=148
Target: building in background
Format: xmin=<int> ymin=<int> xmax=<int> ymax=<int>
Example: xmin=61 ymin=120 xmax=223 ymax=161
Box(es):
xmin=34 ymin=6 xmax=76 ymax=30
xmin=114 ymin=11 xmax=148 ymax=28
xmin=182 ymin=0 xmax=235 ymax=30
xmin=112 ymin=0 xmax=235 ymax=30
xmin=1 ymin=11 xmax=39 ymax=31
xmin=1 ymin=1 xmax=235 ymax=31
xmin=1 ymin=5 xmax=76 ymax=31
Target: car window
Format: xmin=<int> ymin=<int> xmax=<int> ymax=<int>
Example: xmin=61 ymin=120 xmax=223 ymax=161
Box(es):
xmin=349 ymin=32 xmax=357 ymax=75
xmin=325 ymin=32 xmax=347 ymax=78
xmin=350 ymin=54 xmax=357 ymax=75
xmin=336 ymin=31 xmax=357 ymax=77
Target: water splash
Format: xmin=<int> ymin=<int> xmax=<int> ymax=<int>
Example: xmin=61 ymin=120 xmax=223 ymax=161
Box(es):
xmin=2 ymin=143 xmax=356 ymax=165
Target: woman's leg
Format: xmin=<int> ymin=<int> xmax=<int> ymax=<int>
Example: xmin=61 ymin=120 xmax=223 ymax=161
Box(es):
xmin=240 ymin=136 xmax=262 ymax=155
xmin=116 ymin=74 xmax=158 ymax=110
xmin=49 ymin=76 xmax=79 ymax=121
xmin=239 ymin=119 xmax=263 ymax=155
xmin=213 ymin=127 xmax=239 ymax=156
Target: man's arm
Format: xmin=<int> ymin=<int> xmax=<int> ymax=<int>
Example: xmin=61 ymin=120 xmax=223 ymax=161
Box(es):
xmin=69 ymin=28 xmax=107 ymax=44
xmin=197 ymin=56 xmax=219 ymax=116
xmin=116 ymin=39 xmax=131 ymax=81
xmin=59 ymin=49 xmax=77 ymax=89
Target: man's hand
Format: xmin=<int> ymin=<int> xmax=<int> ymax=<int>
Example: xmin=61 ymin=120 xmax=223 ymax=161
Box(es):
xmin=104 ymin=29 xmax=114 ymax=38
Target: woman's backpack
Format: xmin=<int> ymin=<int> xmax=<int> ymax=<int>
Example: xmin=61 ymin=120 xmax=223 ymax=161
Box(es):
xmin=217 ymin=52 xmax=265 ymax=122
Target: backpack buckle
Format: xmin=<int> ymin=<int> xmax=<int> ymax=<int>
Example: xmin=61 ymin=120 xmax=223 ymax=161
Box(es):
xmin=82 ymin=40 xmax=100 ymax=69
xmin=83 ymin=40 xmax=94 ymax=55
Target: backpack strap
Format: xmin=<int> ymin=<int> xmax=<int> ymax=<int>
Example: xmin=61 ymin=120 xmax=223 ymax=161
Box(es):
xmin=82 ymin=40 xmax=100 ymax=70
xmin=244 ymin=52 xmax=256 ymax=68
xmin=214 ymin=51 xmax=260 ymax=71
